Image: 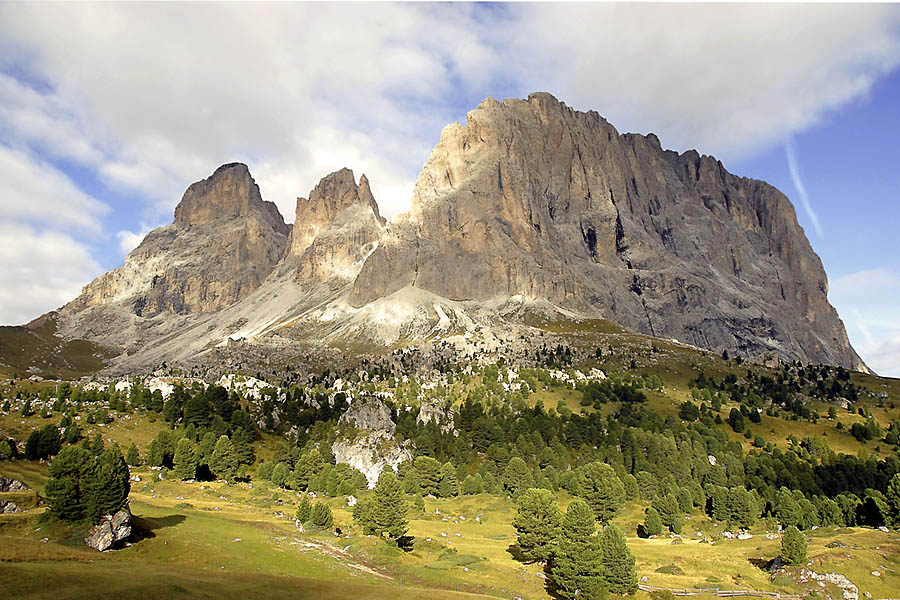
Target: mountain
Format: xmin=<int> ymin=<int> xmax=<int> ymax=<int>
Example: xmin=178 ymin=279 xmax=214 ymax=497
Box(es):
xmin=44 ymin=93 xmax=864 ymax=374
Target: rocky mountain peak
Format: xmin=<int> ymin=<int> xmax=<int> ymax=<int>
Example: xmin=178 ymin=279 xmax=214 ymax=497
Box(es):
xmin=173 ymin=162 xmax=288 ymax=235
xmin=291 ymin=168 xmax=384 ymax=254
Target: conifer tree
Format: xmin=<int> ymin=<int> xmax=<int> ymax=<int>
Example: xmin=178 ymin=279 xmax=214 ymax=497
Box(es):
xmin=44 ymin=446 xmax=94 ymax=521
xmin=372 ymin=470 xmax=409 ymax=540
xmin=309 ymin=502 xmax=334 ymax=529
xmin=413 ymin=455 xmax=442 ymax=495
xmin=270 ymin=462 xmax=290 ymax=488
xmin=513 ymin=488 xmax=563 ymax=563
xmin=439 ymin=462 xmax=459 ymax=497
xmin=781 ymin=526 xmax=807 ymax=566
xmin=503 ymin=457 xmax=534 ymax=498
xmin=210 ymin=435 xmax=237 ymax=481
xmin=173 ymin=438 xmax=198 ymax=480
xmin=599 ymin=525 xmax=638 ymax=595
xmin=643 ymin=507 xmax=663 ymax=536
xmin=576 ymin=462 xmax=626 ymax=523
xmin=125 ymin=442 xmax=141 ymax=466
xmin=885 ymin=473 xmax=900 ymax=526
xmin=296 ymin=495 xmax=312 ymax=522
xmin=652 ymin=493 xmax=683 ymax=534
xmin=85 ymin=444 xmax=131 ymax=523
xmin=552 ymin=498 xmax=607 ymax=600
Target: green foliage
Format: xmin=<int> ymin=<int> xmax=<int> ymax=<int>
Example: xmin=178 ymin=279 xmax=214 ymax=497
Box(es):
xmin=125 ymin=442 xmax=141 ymax=466
xmin=886 ymin=473 xmax=900 ymax=526
xmin=370 ymin=470 xmax=409 ymax=540
xmin=642 ymin=507 xmax=663 ymax=536
xmin=599 ymin=524 xmax=637 ymax=595
xmin=552 ymin=498 xmax=606 ymax=600
xmin=461 ymin=473 xmax=483 ymax=495
xmin=45 ymin=446 xmax=94 ymax=521
xmin=652 ymin=493 xmax=683 ymax=534
xmin=503 ymin=457 xmax=534 ymax=498
xmin=210 ymin=435 xmax=237 ymax=481
xmin=85 ymin=444 xmax=131 ymax=523
xmin=513 ymin=488 xmax=562 ymax=563
xmin=173 ymin=438 xmax=198 ymax=480
xmin=309 ymin=502 xmax=333 ymax=530
xmin=295 ymin=496 xmax=311 ymax=522
xmin=439 ymin=462 xmax=458 ymax=497
xmin=270 ymin=462 xmax=291 ymax=488
xmin=24 ymin=424 xmax=62 ymax=460
xmin=781 ymin=526 xmax=807 ymax=566
xmin=575 ymin=462 xmax=626 ymax=524
xmin=413 ymin=456 xmax=442 ymax=496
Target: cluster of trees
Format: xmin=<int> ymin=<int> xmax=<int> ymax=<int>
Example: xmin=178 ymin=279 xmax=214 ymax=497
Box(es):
xmin=513 ymin=489 xmax=638 ymax=599
xmin=295 ymin=496 xmax=334 ymax=530
xmin=44 ymin=443 xmax=130 ymax=523
xmin=256 ymin=448 xmax=368 ymax=497
xmin=144 ymin=428 xmax=254 ymax=482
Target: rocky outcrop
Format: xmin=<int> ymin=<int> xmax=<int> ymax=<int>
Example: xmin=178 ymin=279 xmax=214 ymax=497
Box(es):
xmin=333 ymin=396 xmax=412 ymax=487
xmin=0 ymin=478 xmax=30 ymax=513
xmin=0 ymin=477 xmax=29 ymax=492
xmin=85 ymin=503 xmax=132 ymax=551
xmin=285 ymin=168 xmax=385 ymax=284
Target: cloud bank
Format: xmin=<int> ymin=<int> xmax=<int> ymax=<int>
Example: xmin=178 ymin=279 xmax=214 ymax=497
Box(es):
xmin=0 ymin=3 xmax=898 ymax=351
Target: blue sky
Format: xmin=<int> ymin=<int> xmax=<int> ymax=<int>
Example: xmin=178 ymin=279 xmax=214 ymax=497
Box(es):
xmin=1 ymin=3 xmax=898 ymax=375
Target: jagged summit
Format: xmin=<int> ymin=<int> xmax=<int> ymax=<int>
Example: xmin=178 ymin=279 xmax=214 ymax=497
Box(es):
xmin=51 ymin=93 xmax=865 ymax=373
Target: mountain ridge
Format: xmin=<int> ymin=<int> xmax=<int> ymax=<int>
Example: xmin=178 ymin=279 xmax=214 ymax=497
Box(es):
xmin=42 ymin=92 xmax=865 ymax=374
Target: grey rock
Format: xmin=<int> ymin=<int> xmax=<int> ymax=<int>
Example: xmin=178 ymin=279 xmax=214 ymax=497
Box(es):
xmin=85 ymin=504 xmax=132 ymax=551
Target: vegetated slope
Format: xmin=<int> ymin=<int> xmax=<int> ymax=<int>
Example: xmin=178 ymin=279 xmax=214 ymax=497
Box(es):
xmin=41 ymin=93 xmax=863 ymax=374
xmin=0 ymin=313 xmax=114 ymax=379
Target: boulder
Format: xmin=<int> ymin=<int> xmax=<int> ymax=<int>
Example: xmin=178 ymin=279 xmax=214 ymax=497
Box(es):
xmin=85 ymin=504 xmax=132 ymax=551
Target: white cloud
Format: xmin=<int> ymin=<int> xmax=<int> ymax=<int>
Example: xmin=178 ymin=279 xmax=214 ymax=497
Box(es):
xmin=0 ymin=144 xmax=108 ymax=232
xmin=116 ymin=224 xmax=156 ymax=255
xmin=0 ymin=224 xmax=103 ymax=325
xmin=830 ymin=268 xmax=900 ymax=377
xmin=784 ymin=137 xmax=824 ymax=239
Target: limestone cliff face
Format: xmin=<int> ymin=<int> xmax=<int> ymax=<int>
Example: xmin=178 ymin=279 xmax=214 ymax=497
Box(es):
xmin=351 ymin=93 xmax=863 ymax=369
xmin=66 ymin=163 xmax=289 ymax=317
xmin=285 ymin=168 xmax=385 ymax=284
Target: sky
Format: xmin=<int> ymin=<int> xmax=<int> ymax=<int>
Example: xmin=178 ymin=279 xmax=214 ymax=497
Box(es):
xmin=0 ymin=3 xmax=898 ymax=375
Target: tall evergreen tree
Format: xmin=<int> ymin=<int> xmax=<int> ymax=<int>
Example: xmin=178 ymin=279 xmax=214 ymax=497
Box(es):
xmin=210 ymin=436 xmax=237 ymax=481
xmin=781 ymin=526 xmax=807 ymax=566
xmin=599 ymin=525 xmax=638 ymax=595
xmin=296 ymin=496 xmax=312 ymax=522
xmin=642 ymin=507 xmax=663 ymax=537
xmin=413 ymin=456 xmax=442 ymax=495
xmin=513 ymin=488 xmax=563 ymax=563
xmin=371 ymin=470 xmax=409 ymax=540
xmin=309 ymin=503 xmax=334 ymax=529
xmin=552 ymin=498 xmax=607 ymax=600
xmin=885 ymin=473 xmax=900 ymax=526
xmin=173 ymin=438 xmax=198 ymax=480
xmin=439 ymin=462 xmax=459 ymax=497
xmin=576 ymin=462 xmax=626 ymax=524
xmin=503 ymin=457 xmax=534 ymax=498
xmin=125 ymin=442 xmax=141 ymax=466
xmin=85 ymin=444 xmax=130 ymax=523
xmin=44 ymin=446 xmax=94 ymax=521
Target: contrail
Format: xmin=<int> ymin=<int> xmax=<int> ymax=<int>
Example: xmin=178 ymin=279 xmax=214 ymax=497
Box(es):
xmin=785 ymin=137 xmax=824 ymax=239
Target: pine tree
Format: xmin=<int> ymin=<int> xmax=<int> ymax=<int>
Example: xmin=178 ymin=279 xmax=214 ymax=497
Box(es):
xmin=599 ymin=525 xmax=638 ymax=595
xmin=552 ymin=498 xmax=607 ymax=600
xmin=576 ymin=462 xmax=626 ymax=524
xmin=210 ymin=435 xmax=237 ymax=481
xmin=44 ymin=446 xmax=94 ymax=521
xmin=125 ymin=442 xmax=141 ymax=466
xmin=371 ymin=470 xmax=409 ymax=540
xmin=413 ymin=456 xmax=442 ymax=495
xmin=513 ymin=488 xmax=563 ymax=563
xmin=885 ymin=473 xmax=900 ymax=526
xmin=439 ymin=462 xmax=459 ymax=497
xmin=781 ymin=526 xmax=807 ymax=566
xmin=643 ymin=507 xmax=663 ymax=536
xmin=173 ymin=438 xmax=198 ymax=480
xmin=85 ymin=444 xmax=131 ymax=523
xmin=652 ymin=493 xmax=683 ymax=534
xmin=774 ymin=487 xmax=802 ymax=529
xmin=462 ymin=473 xmax=484 ymax=495
xmin=270 ymin=462 xmax=290 ymax=488
xmin=503 ymin=457 xmax=534 ymax=498
xmin=353 ymin=498 xmax=376 ymax=534
xmin=296 ymin=496 xmax=312 ymax=522
xmin=309 ymin=503 xmax=334 ymax=529
xmin=414 ymin=493 xmax=425 ymax=512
